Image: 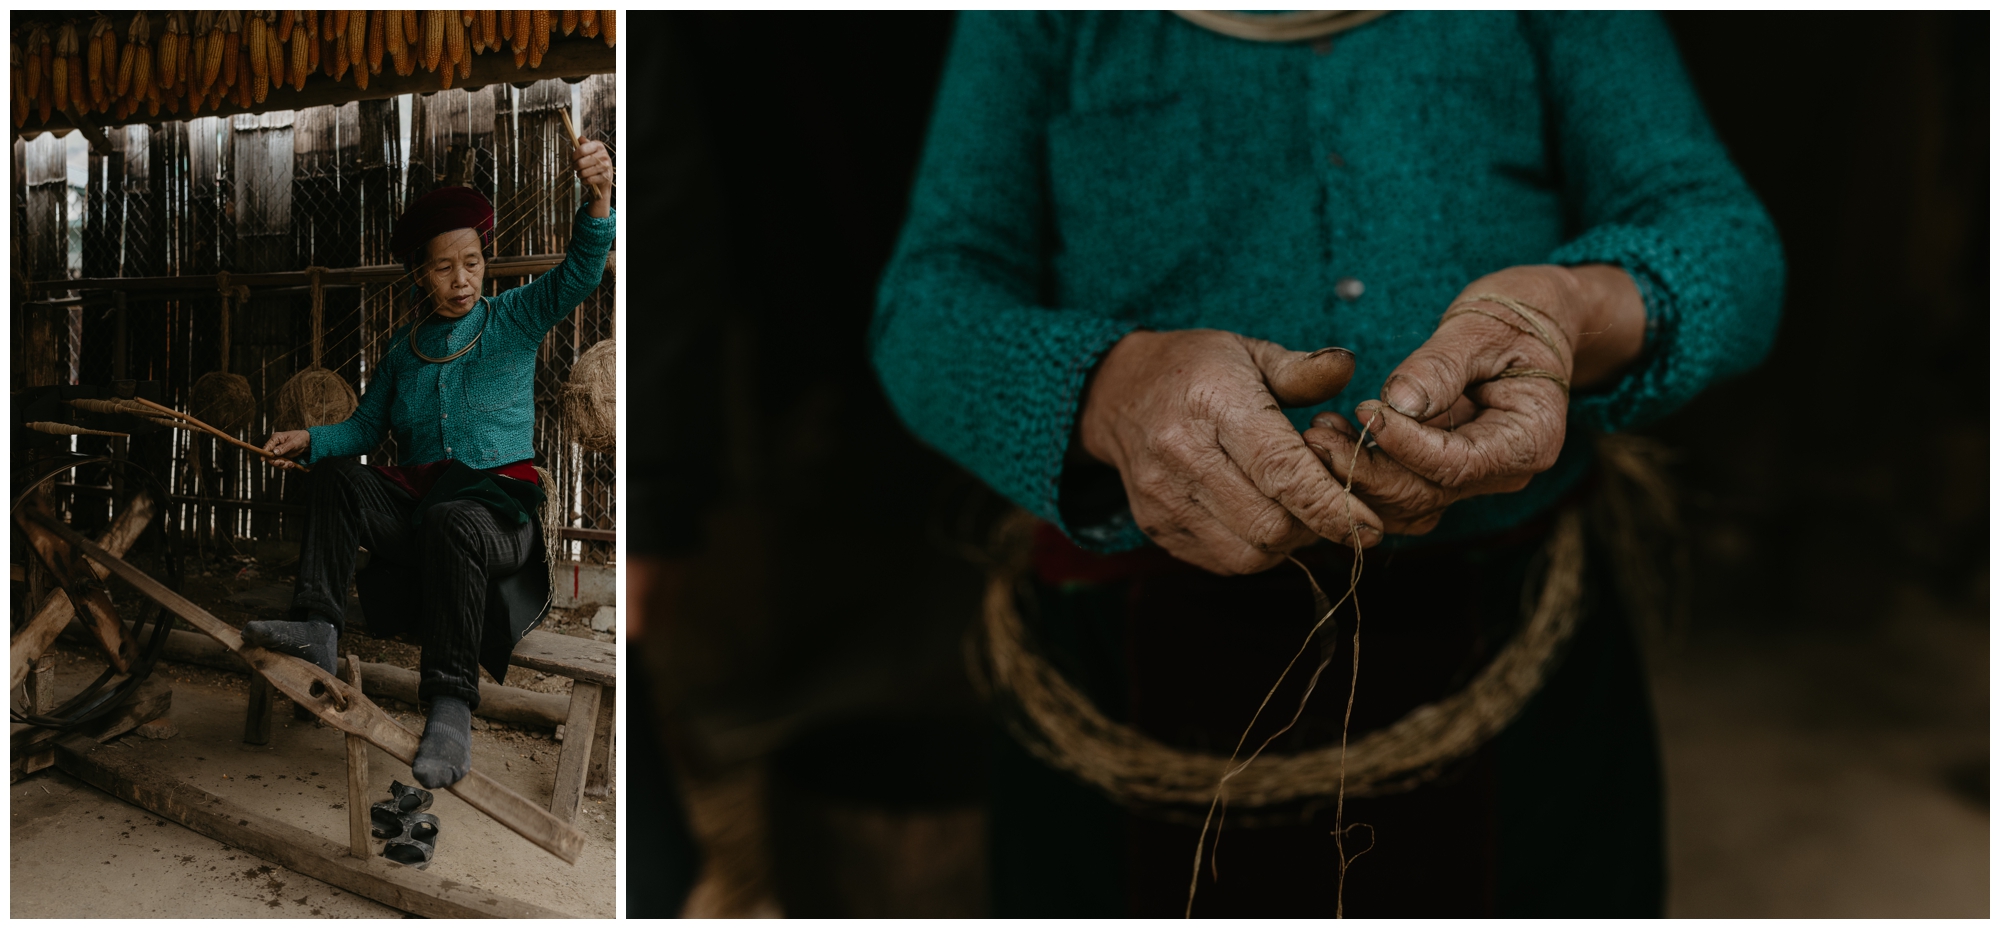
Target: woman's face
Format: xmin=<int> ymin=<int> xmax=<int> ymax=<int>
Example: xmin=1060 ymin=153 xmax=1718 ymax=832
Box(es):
xmin=421 ymin=227 xmax=487 ymax=318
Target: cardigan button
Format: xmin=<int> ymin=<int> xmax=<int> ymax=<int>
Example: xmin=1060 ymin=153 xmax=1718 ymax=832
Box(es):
xmin=1335 ymin=277 xmax=1365 ymax=301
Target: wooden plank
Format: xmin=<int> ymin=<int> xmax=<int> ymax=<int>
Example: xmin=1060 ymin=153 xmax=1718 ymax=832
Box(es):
xmin=510 ymin=630 xmax=617 ymax=687
xmin=51 ymin=734 xmax=574 ymax=919
xmin=549 ymin=682 xmax=601 ymax=824
xmin=585 ymin=684 xmax=615 ymax=799
xmin=32 ymin=511 xmax=587 ymax=865
xmin=343 ymin=655 xmax=370 ymax=859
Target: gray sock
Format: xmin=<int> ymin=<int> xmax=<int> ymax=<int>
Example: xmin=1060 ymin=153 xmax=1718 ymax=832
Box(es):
xmin=240 ymin=619 xmax=338 ymax=677
xmin=412 ymin=696 xmax=473 ymax=789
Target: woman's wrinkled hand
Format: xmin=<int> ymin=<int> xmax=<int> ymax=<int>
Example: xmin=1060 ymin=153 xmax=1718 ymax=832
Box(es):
xmin=1077 ymin=329 xmax=1378 ymax=575
xmin=1301 ymin=264 xmax=1645 ymax=535
xmin=571 ymin=138 xmax=614 ymax=215
xmin=264 ymin=430 xmax=311 ymax=471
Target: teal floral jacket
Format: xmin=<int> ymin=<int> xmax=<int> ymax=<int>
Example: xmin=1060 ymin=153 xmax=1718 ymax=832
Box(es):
xmin=307 ymin=207 xmax=617 ymax=468
xmin=872 ymin=12 xmax=1783 ymax=550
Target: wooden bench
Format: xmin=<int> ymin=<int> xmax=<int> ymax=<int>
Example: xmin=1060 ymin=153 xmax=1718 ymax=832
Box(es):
xmin=509 ymin=628 xmax=615 ymax=824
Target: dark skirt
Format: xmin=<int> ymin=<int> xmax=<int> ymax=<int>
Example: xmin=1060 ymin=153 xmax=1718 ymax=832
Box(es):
xmin=988 ymin=496 xmax=1664 ymax=917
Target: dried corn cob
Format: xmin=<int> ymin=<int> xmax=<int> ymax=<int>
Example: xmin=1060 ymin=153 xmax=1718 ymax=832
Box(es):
xmin=68 ymin=57 xmax=86 ymax=114
xmin=237 ymin=49 xmax=254 ymax=106
xmin=404 ymin=10 xmax=418 ymax=43
xmin=425 ymin=10 xmax=445 ymax=72
xmin=292 ymin=25 xmax=309 ymax=90
xmin=267 ymin=15 xmax=284 ymax=90
xmin=580 ymin=9 xmax=598 ymax=39
xmin=562 ymin=10 xmax=578 ymax=35
xmin=500 ymin=9 xmax=513 ymax=42
xmin=601 ymin=11 xmax=614 ymax=47
xmin=11 ymin=42 xmax=25 ymax=128
xmin=86 ymin=20 xmax=105 ymax=109
xmin=51 ymin=25 xmax=71 ymax=114
xmin=278 ymin=10 xmax=296 ymax=44
xmin=223 ymin=22 xmax=240 ymax=89
xmin=199 ymin=14 xmax=223 ymax=94
xmin=347 ymin=9 xmax=366 ymax=75
xmin=386 ymin=8 xmax=409 ymax=75
xmin=513 ymin=10 xmax=530 ymax=53
xmin=24 ymin=26 xmax=41 ymax=103
xmin=457 ymin=26 xmax=471 ymax=79
xmin=158 ymin=15 xmax=178 ymax=90
xmin=447 ymin=12 xmax=464 ymax=66
xmin=367 ymin=10 xmax=384 ymax=73
xmin=530 ymin=12 xmax=550 ymax=68
xmin=102 ymin=22 xmax=119 ymax=93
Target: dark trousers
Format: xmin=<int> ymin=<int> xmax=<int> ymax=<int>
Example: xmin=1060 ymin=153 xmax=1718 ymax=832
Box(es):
xmin=291 ymin=458 xmax=536 ymax=708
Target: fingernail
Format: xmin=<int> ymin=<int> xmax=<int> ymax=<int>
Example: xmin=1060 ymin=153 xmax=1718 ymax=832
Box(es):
xmin=1306 ymin=347 xmax=1355 ymax=361
xmin=1381 ymin=376 xmax=1427 ymax=419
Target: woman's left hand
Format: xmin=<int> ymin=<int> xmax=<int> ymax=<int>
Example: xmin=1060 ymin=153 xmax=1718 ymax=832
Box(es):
xmin=571 ymin=138 xmax=614 ymax=217
xmin=1301 ymin=264 xmax=1647 ymax=536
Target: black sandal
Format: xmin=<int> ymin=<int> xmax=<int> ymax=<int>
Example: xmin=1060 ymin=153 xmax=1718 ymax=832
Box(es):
xmin=382 ymin=812 xmax=439 ymax=870
xmin=369 ymin=780 xmax=434 ymax=839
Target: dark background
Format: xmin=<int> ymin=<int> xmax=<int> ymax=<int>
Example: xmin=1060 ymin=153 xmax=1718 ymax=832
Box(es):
xmin=628 ymin=11 xmax=1987 ymax=917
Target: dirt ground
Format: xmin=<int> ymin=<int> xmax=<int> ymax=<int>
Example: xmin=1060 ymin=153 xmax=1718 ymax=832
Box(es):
xmin=10 ymin=560 xmax=618 ymax=918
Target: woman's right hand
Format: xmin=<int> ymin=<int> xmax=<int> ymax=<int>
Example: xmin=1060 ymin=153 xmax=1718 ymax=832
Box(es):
xmin=1076 ymin=329 xmax=1381 ymax=575
xmin=264 ymin=430 xmax=311 ymax=470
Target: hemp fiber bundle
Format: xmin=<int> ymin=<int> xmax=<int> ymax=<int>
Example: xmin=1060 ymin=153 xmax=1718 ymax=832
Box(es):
xmin=559 ymin=338 xmax=615 ymax=452
xmin=272 ymin=366 xmax=357 ymax=431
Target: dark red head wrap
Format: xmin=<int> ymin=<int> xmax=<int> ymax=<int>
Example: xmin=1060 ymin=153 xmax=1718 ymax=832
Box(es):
xmin=391 ymin=186 xmax=495 ymax=270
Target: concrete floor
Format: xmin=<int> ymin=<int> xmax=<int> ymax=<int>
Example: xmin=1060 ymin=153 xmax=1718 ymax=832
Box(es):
xmin=12 ymin=633 xmax=617 ymax=917
xmin=1651 ymin=585 xmax=1988 ymax=917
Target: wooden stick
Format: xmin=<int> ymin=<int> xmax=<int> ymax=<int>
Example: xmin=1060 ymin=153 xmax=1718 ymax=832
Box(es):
xmin=127 ymin=395 xmax=309 ymax=472
xmin=25 ymin=421 xmax=130 ymax=438
xmin=29 ymin=510 xmax=586 ymax=865
xmin=558 ymin=105 xmax=577 ymax=143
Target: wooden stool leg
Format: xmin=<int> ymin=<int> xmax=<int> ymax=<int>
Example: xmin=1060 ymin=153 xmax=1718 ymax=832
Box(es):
xmin=584 ymin=684 xmax=614 ymax=799
xmin=549 ymin=681 xmax=602 ymax=824
xmin=243 ymin=674 xmax=273 ymax=745
xmin=342 ymin=654 xmax=370 ymax=858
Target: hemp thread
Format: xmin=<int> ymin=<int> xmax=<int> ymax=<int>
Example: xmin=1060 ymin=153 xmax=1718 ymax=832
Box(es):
xmin=1187 ymin=416 xmax=1376 ymax=918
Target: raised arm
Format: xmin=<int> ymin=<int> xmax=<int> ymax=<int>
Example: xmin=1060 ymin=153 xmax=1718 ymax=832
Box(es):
xmin=491 ymin=137 xmax=617 ymax=340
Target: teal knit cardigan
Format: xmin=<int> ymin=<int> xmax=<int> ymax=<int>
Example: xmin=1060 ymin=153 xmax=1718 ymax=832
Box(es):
xmin=306 ymin=207 xmax=617 ymax=469
xmin=872 ymin=11 xmax=1783 ymax=551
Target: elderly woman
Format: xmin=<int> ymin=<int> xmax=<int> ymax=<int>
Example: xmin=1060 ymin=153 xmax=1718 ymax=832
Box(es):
xmin=250 ymin=139 xmax=615 ymax=790
xmin=873 ymin=11 xmax=1781 ymax=917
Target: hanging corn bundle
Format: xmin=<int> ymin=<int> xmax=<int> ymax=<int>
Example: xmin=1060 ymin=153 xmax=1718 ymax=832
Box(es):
xmin=11 ymin=11 xmax=615 ymax=127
